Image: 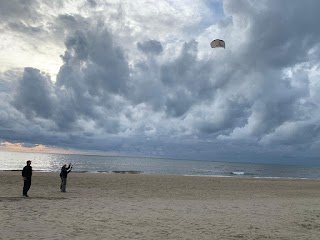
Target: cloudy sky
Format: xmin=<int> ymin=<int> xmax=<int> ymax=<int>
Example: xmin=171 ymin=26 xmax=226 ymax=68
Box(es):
xmin=1 ymin=0 xmax=320 ymax=165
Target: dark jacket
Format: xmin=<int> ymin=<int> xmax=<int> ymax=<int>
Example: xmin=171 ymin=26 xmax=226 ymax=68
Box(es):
xmin=22 ymin=165 xmax=32 ymax=179
xmin=60 ymin=165 xmax=72 ymax=178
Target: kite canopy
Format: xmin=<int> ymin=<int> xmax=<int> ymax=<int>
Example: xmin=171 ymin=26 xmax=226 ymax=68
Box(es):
xmin=210 ymin=39 xmax=225 ymax=49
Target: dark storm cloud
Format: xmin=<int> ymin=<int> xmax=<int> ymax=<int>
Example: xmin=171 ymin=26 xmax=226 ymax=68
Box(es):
xmin=0 ymin=18 xmax=131 ymax=135
xmin=58 ymin=27 xmax=130 ymax=95
xmin=13 ymin=68 xmax=55 ymax=119
xmin=214 ymin=0 xmax=320 ymax=148
xmin=128 ymin=39 xmax=218 ymax=118
xmin=0 ymin=0 xmax=38 ymax=21
xmin=0 ymin=0 xmax=43 ymax=39
xmin=137 ymin=40 xmax=163 ymax=55
xmin=225 ymin=0 xmax=320 ymax=69
xmin=261 ymin=121 xmax=320 ymax=146
xmin=52 ymin=24 xmax=131 ymax=132
xmin=86 ymin=0 xmax=97 ymax=8
xmin=7 ymin=21 xmax=44 ymax=34
xmin=56 ymin=14 xmax=88 ymax=32
xmin=195 ymin=98 xmax=251 ymax=136
xmin=160 ymin=40 xmax=215 ymax=117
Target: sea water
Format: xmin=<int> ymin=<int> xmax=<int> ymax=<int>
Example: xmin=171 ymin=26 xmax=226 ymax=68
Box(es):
xmin=1 ymin=151 xmax=320 ymax=179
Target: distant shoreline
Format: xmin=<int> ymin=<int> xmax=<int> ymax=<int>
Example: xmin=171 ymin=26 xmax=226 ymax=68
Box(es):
xmin=1 ymin=169 xmax=319 ymax=181
xmin=1 ymin=170 xmax=142 ymax=174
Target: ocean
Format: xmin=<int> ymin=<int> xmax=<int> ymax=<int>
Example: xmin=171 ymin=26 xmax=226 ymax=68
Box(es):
xmin=1 ymin=151 xmax=320 ymax=179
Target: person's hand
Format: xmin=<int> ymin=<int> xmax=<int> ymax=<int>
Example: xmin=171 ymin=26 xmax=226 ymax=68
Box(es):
xmin=23 ymin=177 xmax=26 ymax=181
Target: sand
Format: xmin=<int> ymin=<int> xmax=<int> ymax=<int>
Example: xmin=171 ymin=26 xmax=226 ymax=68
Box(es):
xmin=1 ymin=171 xmax=320 ymax=240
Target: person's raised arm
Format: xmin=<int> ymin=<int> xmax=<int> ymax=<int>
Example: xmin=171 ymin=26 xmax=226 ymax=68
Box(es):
xmin=67 ymin=165 xmax=73 ymax=173
xmin=66 ymin=163 xmax=72 ymax=170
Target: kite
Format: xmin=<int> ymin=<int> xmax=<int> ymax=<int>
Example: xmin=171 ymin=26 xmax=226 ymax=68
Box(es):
xmin=210 ymin=39 xmax=225 ymax=49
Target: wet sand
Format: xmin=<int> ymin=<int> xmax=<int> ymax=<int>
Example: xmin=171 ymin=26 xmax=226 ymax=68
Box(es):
xmin=1 ymin=171 xmax=320 ymax=239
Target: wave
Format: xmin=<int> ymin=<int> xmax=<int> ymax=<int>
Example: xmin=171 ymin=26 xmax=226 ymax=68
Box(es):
xmin=112 ymin=170 xmax=142 ymax=174
xmin=231 ymin=171 xmax=245 ymax=175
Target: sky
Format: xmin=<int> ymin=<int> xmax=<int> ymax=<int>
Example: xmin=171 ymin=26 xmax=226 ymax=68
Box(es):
xmin=1 ymin=0 xmax=320 ymax=165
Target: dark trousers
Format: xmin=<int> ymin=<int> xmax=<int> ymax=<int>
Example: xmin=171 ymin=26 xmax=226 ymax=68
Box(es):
xmin=60 ymin=177 xmax=67 ymax=192
xmin=23 ymin=179 xmax=31 ymax=195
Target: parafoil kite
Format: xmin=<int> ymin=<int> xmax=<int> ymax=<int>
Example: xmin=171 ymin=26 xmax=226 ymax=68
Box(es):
xmin=210 ymin=39 xmax=225 ymax=49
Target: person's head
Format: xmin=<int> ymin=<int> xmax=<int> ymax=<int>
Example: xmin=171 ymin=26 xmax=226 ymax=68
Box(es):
xmin=63 ymin=164 xmax=67 ymax=168
xmin=26 ymin=160 xmax=31 ymax=165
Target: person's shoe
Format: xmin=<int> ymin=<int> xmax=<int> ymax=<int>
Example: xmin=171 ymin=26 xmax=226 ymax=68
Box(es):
xmin=23 ymin=194 xmax=29 ymax=197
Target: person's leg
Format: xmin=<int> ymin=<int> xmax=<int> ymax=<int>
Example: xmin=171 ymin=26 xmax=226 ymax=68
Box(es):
xmin=26 ymin=179 xmax=31 ymax=194
xmin=64 ymin=178 xmax=67 ymax=191
xmin=61 ymin=177 xmax=67 ymax=192
xmin=23 ymin=180 xmax=27 ymax=196
xmin=23 ymin=179 xmax=31 ymax=196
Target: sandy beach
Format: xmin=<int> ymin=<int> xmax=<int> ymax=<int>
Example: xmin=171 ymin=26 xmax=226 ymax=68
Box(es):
xmin=1 ymin=171 xmax=320 ymax=240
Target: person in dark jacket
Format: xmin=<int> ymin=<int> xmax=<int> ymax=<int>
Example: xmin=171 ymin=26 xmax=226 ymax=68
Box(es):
xmin=22 ymin=160 xmax=32 ymax=197
xmin=60 ymin=163 xmax=72 ymax=192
